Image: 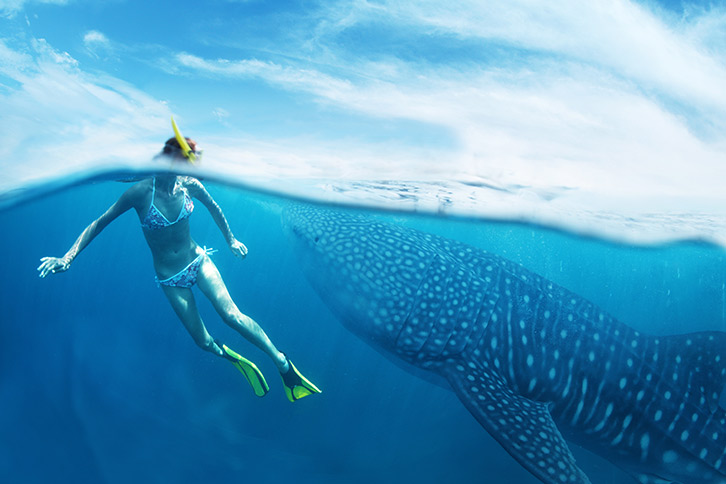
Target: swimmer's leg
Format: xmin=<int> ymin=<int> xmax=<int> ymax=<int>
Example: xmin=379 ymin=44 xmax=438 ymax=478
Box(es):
xmin=196 ymin=255 xmax=288 ymax=372
xmin=160 ymin=284 xmax=223 ymax=356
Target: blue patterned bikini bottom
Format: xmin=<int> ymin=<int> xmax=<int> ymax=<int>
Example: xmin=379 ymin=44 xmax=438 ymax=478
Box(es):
xmin=155 ymin=246 xmax=217 ymax=288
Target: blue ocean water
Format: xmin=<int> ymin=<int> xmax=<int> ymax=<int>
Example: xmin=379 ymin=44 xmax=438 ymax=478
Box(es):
xmin=2 ymin=178 xmax=725 ymax=484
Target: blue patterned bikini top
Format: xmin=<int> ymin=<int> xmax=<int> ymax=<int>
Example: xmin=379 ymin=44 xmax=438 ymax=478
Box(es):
xmin=141 ymin=178 xmax=194 ymax=230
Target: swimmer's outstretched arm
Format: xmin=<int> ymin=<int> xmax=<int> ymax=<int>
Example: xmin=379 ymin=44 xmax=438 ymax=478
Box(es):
xmin=186 ymin=178 xmax=248 ymax=259
xmin=38 ymin=188 xmax=136 ymax=278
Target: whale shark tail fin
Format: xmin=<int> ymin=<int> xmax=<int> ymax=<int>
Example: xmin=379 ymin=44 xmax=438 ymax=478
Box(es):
xmin=443 ymin=358 xmax=592 ymax=484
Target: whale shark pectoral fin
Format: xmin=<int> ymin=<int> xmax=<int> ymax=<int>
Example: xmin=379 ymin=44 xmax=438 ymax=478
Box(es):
xmin=443 ymin=359 xmax=591 ymax=484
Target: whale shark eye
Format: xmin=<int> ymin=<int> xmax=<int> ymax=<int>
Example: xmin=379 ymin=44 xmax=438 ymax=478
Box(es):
xmin=314 ymin=236 xmax=320 ymax=243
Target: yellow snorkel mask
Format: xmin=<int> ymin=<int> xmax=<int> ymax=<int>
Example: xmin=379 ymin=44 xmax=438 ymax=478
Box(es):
xmin=171 ymin=116 xmax=198 ymax=164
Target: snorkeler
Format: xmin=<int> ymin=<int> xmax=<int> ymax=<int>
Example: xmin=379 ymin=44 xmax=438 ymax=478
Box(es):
xmin=37 ymin=119 xmax=321 ymax=402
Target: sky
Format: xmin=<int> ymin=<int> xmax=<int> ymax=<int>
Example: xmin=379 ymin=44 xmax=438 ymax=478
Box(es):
xmin=1 ymin=0 xmax=726 ymax=233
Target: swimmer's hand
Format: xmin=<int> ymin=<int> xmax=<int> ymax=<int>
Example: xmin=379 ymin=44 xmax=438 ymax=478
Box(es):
xmin=229 ymin=238 xmax=248 ymax=259
xmin=37 ymin=256 xmax=71 ymax=278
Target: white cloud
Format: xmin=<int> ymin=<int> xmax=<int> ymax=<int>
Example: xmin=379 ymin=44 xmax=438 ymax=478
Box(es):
xmin=174 ymin=53 xmax=354 ymax=99
xmin=0 ymin=38 xmax=171 ymax=191
xmin=82 ymin=30 xmax=121 ymax=61
xmin=83 ymin=29 xmax=109 ymax=46
xmin=171 ymin=0 xmax=726 ymax=205
xmin=315 ymin=0 xmax=726 ymax=123
xmin=2 ymin=1 xmax=726 ymax=242
xmin=211 ymin=107 xmax=229 ymax=122
xmin=0 ymin=0 xmax=69 ymax=18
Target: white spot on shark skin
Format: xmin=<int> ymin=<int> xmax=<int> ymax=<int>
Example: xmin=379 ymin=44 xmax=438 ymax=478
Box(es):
xmin=593 ymin=403 xmax=614 ymax=433
xmin=528 ymin=379 xmax=537 ymax=392
xmin=640 ymin=433 xmax=650 ymax=461
xmin=662 ymin=450 xmax=678 ymax=464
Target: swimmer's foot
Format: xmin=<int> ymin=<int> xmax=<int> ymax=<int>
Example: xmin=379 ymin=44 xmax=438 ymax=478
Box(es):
xmin=217 ymin=341 xmax=270 ymax=397
xmin=280 ymin=355 xmax=322 ymax=402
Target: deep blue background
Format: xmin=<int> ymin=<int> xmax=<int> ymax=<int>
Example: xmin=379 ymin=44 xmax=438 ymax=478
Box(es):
xmin=1 ymin=180 xmax=725 ymax=483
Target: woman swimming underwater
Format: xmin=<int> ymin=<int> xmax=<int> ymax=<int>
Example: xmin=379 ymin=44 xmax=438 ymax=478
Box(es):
xmin=38 ymin=124 xmax=320 ymax=402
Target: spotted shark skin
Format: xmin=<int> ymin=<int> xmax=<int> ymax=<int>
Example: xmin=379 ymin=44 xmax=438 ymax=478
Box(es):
xmin=283 ymin=205 xmax=726 ymax=484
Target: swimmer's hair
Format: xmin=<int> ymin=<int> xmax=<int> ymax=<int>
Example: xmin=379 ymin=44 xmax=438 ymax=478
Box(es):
xmin=161 ymin=136 xmax=198 ymax=162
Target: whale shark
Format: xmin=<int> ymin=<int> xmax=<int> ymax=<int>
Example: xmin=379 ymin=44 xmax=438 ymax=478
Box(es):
xmin=283 ymin=205 xmax=726 ymax=484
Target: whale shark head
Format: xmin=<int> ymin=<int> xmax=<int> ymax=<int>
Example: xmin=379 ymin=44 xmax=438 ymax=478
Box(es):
xmin=283 ymin=204 xmax=437 ymax=348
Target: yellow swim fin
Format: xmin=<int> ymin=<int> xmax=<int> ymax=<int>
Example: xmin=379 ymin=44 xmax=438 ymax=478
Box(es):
xmin=219 ymin=342 xmax=269 ymax=397
xmin=280 ymin=357 xmax=322 ymax=402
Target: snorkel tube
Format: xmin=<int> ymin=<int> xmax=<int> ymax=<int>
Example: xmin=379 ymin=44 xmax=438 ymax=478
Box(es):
xmin=171 ymin=116 xmax=197 ymax=164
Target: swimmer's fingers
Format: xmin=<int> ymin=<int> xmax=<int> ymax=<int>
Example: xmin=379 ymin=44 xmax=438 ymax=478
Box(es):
xmin=37 ymin=257 xmax=68 ymax=278
xmin=37 ymin=257 xmax=54 ymax=277
xmin=229 ymin=239 xmax=248 ymax=259
xmin=37 ymin=257 xmax=50 ymax=272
